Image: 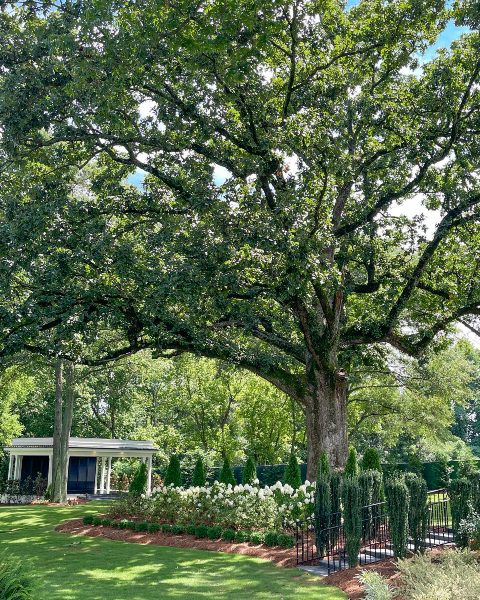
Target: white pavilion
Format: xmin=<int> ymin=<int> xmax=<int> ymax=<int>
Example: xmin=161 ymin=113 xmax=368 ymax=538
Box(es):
xmin=5 ymin=437 xmax=157 ymax=496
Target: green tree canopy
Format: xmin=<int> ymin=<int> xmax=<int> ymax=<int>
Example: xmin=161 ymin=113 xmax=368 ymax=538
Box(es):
xmin=1 ymin=0 xmax=480 ymax=476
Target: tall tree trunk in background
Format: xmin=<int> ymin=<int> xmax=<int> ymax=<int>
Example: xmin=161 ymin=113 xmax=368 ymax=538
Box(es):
xmin=51 ymin=358 xmax=63 ymax=501
xmin=51 ymin=359 xmax=76 ymax=503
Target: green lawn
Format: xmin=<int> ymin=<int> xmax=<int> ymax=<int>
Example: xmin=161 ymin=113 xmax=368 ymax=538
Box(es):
xmin=0 ymin=503 xmax=346 ymax=599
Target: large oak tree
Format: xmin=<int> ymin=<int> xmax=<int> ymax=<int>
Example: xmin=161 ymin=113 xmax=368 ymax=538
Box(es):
xmin=1 ymin=0 xmax=480 ymax=476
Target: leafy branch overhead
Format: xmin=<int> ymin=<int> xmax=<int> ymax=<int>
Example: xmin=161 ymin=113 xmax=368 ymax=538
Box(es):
xmin=0 ymin=0 xmax=479 ymax=471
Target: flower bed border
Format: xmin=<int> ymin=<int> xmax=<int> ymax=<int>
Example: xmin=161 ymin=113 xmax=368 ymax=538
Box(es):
xmin=55 ymin=518 xmax=298 ymax=567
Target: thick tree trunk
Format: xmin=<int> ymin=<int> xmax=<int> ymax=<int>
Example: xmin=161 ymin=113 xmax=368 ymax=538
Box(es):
xmin=305 ymin=368 xmax=348 ymax=481
xmin=51 ymin=358 xmax=63 ymax=501
xmin=52 ymin=359 xmax=75 ymax=503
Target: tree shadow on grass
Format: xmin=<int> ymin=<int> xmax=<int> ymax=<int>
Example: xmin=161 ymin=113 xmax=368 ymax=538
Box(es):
xmin=0 ymin=505 xmax=346 ymax=600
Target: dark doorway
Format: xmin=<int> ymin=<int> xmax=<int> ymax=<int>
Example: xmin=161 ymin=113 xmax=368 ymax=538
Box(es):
xmin=20 ymin=456 xmax=49 ymax=481
xmin=67 ymin=457 xmax=97 ymax=494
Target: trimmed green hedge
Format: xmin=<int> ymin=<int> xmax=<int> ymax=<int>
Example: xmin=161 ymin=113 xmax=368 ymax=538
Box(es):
xmin=82 ymin=515 xmax=292 ymax=549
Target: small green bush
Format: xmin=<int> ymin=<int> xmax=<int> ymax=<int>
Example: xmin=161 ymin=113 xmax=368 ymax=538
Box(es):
xmin=0 ymin=554 xmax=35 ymax=600
xmin=221 ymin=528 xmax=236 ymax=541
xmin=207 ymin=526 xmax=222 ymax=540
xmin=126 ymin=521 xmax=137 ymax=530
xmin=119 ymin=519 xmax=130 ymax=529
xmin=101 ymin=518 xmax=112 ymax=527
xmin=110 ymin=520 xmax=120 ymax=529
xmin=195 ymin=524 xmax=209 ymax=539
xmin=357 ymin=570 xmax=393 ymax=600
xmin=192 ymin=457 xmax=206 ymax=487
xmin=171 ymin=524 xmax=185 ymax=534
xmin=161 ymin=523 xmax=173 ymax=533
xmin=277 ymin=533 xmax=294 ymax=548
xmin=242 ymin=456 xmax=257 ymax=484
xmin=249 ymin=532 xmax=265 ymax=544
xmin=397 ymin=549 xmax=480 ymax=600
xmin=219 ymin=457 xmax=236 ymax=486
xmin=83 ymin=515 xmax=94 ymax=525
xmin=264 ymin=531 xmax=279 ymax=547
xmin=134 ymin=521 xmax=149 ymax=532
xmin=186 ymin=524 xmax=196 ymax=535
xmin=147 ymin=523 xmax=161 ymax=533
xmin=165 ymin=455 xmax=182 ymax=487
xmin=283 ymin=453 xmax=301 ymax=489
xmin=361 ymin=448 xmax=382 ymax=473
xmin=234 ymin=530 xmax=250 ymax=543
xmin=92 ymin=516 xmax=102 ymax=526
xmin=129 ymin=462 xmax=148 ymax=497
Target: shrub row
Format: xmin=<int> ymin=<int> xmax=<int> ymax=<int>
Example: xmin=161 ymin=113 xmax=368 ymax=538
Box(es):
xmin=82 ymin=515 xmax=294 ymax=548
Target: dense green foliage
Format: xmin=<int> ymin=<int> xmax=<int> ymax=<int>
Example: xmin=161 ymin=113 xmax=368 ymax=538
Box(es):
xmin=2 ymin=0 xmax=480 ymax=477
xmin=361 ymin=449 xmax=382 ymax=473
xmin=342 ymin=477 xmax=362 ymax=568
xmin=404 ymin=473 xmax=428 ymax=553
xmin=128 ymin=463 xmax=148 ymax=497
xmin=449 ymin=477 xmax=474 ymax=546
xmin=192 ymin=457 xmax=206 ymax=487
xmin=242 ymin=457 xmax=257 ymax=484
xmin=164 ymin=455 xmax=182 ymax=488
xmin=283 ymin=453 xmax=302 ymax=489
xmin=219 ymin=457 xmax=236 ymax=486
xmin=385 ymin=477 xmax=410 ymax=559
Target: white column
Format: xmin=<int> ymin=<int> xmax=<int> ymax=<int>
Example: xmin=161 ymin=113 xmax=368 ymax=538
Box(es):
xmin=7 ymin=454 xmax=14 ymax=480
xmin=147 ymin=456 xmax=152 ymax=496
xmin=47 ymin=454 xmax=53 ymax=486
xmin=106 ymin=457 xmax=112 ymax=494
xmin=14 ymin=455 xmax=22 ymax=480
xmin=100 ymin=457 xmax=106 ymax=494
xmin=94 ymin=457 xmax=99 ymax=494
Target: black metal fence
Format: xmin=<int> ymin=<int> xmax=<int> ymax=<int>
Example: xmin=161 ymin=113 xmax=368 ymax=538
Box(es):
xmin=296 ymin=488 xmax=452 ymax=574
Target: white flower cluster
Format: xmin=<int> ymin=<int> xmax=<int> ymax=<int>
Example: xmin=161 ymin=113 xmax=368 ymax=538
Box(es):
xmin=150 ymin=479 xmax=316 ymax=529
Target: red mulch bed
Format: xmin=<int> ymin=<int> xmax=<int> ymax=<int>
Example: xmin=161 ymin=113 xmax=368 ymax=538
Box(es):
xmin=55 ymin=519 xmax=298 ymax=567
xmin=324 ymin=558 xmax=400 ymax=599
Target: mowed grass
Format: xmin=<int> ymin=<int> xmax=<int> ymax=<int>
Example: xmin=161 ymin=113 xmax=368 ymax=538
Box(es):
xmin=0 ymin=503 xmax=346 ymax=600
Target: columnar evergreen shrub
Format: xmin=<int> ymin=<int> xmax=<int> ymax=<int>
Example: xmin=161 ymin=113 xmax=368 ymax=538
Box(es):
xmin=370 ymin=469 xmax=385 ymax=503
xmin=449 ymin=477 xmax=473 ymax=546
xmin=242 ymin=456 xmax=257 ymax=484
xmin=385 ymin=476 xmax=409 ymax=559
xmin=129 ymin=462 xmax=148 ymax=496
xmin=192 ymin=457 xmax=206 ymax=487
xmin=330 ymin=471 xmax=342 ymax=547
xmin=314 ymin=472 xmax=331 ymax=557
xmin=165 ymin=455 xmax=182 ymax=487
xmin=318 ymin=451 xmax=331 ymax=479
xmin=219 ymin=457 xmax=236 ymax=486
xmin=359 ymin=470 xmax=374 ymax=540
xmin=361 ymin=448 xmax=382 ymax=473
xmin=344 ymin=448 xmax=359 ymax=478
xmin=283 ymin=452 xmax=302 ymax=489
xmin=404 ymin=473 xmax=428 ymax=553
xmin=342 ymin=476 xmax=362 ymax=567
